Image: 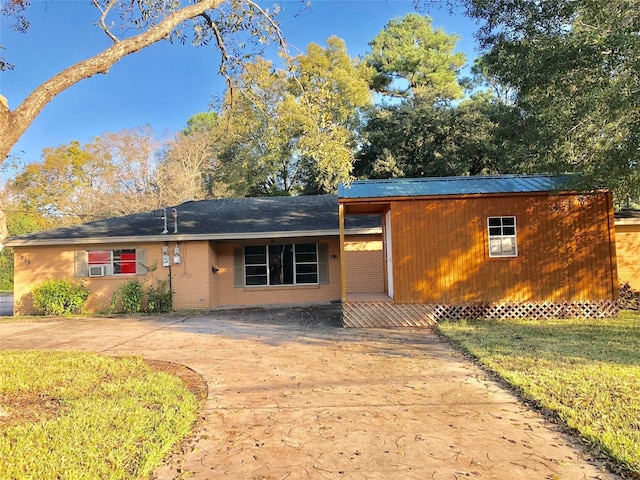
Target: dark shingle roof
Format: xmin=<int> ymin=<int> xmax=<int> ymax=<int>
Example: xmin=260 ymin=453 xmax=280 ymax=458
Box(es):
xmin=5 ymin=195 xmax=380 ymax=246
xmin=615 ymin=209 xmax=640 ymax=224
xmin=338 ymin=174 xmax=578 ymax=199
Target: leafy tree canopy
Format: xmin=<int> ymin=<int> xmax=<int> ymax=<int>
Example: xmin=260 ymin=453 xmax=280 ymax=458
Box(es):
xmin=365 ymin=13 xmax=467 ymax=100
xmin=464 ymin=0 xmax=640 ymax=201
xmin=355 ymin=94 xmax=528 ymax=179
xmin=9 ymin=128 xmax=165 ymax=225
xmin=215 ymin=36 xmax=373 ymax=196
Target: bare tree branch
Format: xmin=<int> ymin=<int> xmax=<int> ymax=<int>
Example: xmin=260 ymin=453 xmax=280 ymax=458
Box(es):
xmin=93 ymin=0 xmax=120 ymax=44
xmin=246 ymin=0 xmax=287 ymax=49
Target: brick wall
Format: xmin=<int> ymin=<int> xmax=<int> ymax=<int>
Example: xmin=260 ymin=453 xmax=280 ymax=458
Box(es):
xmin=169 ymin=240 xmax=212 ymax=310
xmin=12 ymin=241 xmax=213 ymax=315
xmin=344 ymin=234 xmax=384 ymax=293
xmin=12 ymin=234 xmax=383 ymax=315
xmin=616 ymin=224 xmax=640 ymax=290
xmin=214 ymin=238 xmax=342 ymax=307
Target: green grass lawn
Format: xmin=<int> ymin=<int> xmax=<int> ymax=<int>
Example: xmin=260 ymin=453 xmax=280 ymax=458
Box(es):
xmin=438 ymin=311 xmax=640 ymax=477
xmin=0 ymin=351 xmax=202 ymax=480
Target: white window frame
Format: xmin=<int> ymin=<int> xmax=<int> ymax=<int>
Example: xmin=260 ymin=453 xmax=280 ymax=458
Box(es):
xmin=487 ymin=216 xmax=518 ymax=258
xmin=243 ymin=243 xmax=319 ymax=287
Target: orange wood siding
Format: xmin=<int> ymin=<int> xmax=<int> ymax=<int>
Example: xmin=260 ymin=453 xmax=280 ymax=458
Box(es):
xmin=615 ymin=223 xmax=640 ymax=290
xmin=389 ymin=193 xmax=617 ymax=304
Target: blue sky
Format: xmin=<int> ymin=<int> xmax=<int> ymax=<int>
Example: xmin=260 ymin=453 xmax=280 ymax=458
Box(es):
xmin=0 ymin=1 xmax=480 ymax=174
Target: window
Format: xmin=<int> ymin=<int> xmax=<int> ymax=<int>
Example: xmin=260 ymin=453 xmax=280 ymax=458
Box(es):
xmin=86 ymin=249 xmax=138 ymax=276
xmin=487 ymin=217 xmax=517 ymax=257
xmin=243 ymin=244 xmax=318 ymax=286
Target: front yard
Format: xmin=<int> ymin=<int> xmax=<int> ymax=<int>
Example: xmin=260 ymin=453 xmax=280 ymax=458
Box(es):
xmin=0 ymin=351 xmax=203 ymax=480
xmin=438 ymin=311 xmax=640 ymax=477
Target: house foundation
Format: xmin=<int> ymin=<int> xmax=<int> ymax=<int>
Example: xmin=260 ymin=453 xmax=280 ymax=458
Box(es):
xmin=342 ymin=300 xmax=620 ymax=327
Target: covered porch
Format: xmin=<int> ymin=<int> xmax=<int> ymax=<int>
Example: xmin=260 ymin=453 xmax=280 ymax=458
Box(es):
xmin=339 ymin=200 xmax=438 ymax=327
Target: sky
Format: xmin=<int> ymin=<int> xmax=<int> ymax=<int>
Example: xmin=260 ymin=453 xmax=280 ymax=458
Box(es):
xmin=0 ymin=0 xmax=481 ymax=177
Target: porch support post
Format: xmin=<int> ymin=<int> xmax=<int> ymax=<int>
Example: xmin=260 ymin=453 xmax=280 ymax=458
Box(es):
xmin=339 ymin=203 xmax=347 ymax=303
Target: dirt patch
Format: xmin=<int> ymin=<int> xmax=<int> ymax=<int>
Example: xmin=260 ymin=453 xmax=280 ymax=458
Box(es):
xmin=146 ymin=359 xmax=209 ymax=404
xmin=201 ymin=303 xmax=344 ymax=328
xmin=0 ymin=393 xmax=63 ymax=427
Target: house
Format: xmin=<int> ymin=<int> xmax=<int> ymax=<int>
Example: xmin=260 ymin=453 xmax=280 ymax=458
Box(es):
xmin=614 ymin=210 xmax=640 ymax=290
xmin=5 ymin=175 xmax=620 ymax=325
xmin=5 ymin=195 xmax=380 ymax=315
xmin=337 ymin=175 xmax=619 ymax=327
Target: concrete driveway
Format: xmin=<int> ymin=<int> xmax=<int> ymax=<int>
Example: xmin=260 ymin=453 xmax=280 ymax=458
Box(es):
xmin=0 ymin=306 xmax=616 ymax=480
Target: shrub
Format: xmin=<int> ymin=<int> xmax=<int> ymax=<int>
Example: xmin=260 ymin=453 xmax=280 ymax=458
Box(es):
xmin=619 ymin=282 xmax=640 ymax=310
xmin=31 ymin=279 xmax=90 ymax=316
xmin=0 ymin=247 xmax=14 ymax=292
xmin=111 ymin=279 xmax=173 ymax=314
xmin=147 ymin=279 xmax=173 ymax=313
xmin=112 ymin=279 xmax=144 ymax=314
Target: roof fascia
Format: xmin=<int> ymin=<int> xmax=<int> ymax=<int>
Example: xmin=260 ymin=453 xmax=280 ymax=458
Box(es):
xmin=615 ymin=218 xmax=640 ymax=226
xmin=4 ymin=227 xmax=382 ymax=247
xmin=338 ymin=190 xmax=597 ymax=203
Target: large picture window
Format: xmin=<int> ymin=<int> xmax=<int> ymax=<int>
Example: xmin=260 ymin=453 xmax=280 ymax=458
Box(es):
xmin=244 ymin=244 xmax=319 ymax=286
xmin=487 ymin=217 xmax=517 ymax=257
xmin=86 ymin=249 xmax=138 ymax=276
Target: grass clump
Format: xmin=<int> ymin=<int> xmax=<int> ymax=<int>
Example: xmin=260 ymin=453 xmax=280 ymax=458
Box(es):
xmin=438 ymin=312 xmax=640 ymax=477
xmin=0 ymin=350 xmax=201 ymax=479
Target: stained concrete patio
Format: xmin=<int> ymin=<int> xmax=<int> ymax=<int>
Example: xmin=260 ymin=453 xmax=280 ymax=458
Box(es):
xmin=0 ymin=305 xmax=616 ymax=479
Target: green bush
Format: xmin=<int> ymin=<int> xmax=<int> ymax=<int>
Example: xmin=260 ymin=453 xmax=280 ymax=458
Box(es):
xmin=31 ymin=279 xmax=90 ymax=316
xmin=0 ymin=247 xmax=14 ymax=292
xmin=147 ymin=280 xmax=173 ymax=313
xmin=110 ymin=279 xmax=173 ymax=315
xmin=112 ymin=279 xmax=144 ymax=314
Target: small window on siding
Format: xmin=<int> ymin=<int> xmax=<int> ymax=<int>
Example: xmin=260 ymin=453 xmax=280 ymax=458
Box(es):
xmin=488 ymin=217 xmax=518 ymax=257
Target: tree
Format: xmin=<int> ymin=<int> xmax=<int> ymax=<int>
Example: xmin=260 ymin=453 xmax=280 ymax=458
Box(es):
xmin=355 ymin=94 xmax=528 ymax=179
xmin=0 ymin=0 xmax=285 ymax=162
xmin=468 ymin=57 xmax=516 ymax=106
xmin=215 ymin=36 xmax=372 ymax=196
xmin=97 ymin=127 xmax=165 ymax=215
xmin=9 ymin=127 xmax=165 ymax=224
xmin=0 ymin=0 xmax=285 ymax=241
xmin=365 ymin=13 xmax=467 ymax=100
xmin=10 ymin=141 xmax=108 ymax=226
xmin=464 ymin=0 xmax=640 ymax=200
xmin=156 ymin=112 xmax=230 ymax=203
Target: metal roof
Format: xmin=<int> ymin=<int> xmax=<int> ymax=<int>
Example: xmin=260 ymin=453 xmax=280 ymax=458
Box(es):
xmin=338 ymin=174 xmax=578 ymax=199
xmin=5 ymin=195 xmax=381 ymax=247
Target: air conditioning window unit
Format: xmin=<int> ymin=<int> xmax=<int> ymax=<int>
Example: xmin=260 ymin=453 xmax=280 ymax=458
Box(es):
xmin=88 ymin=265 xmax=108 ymax=277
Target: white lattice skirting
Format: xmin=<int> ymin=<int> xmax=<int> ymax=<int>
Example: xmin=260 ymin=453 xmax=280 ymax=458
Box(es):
xmin=342 ymin=300 xmax=620 ymax=328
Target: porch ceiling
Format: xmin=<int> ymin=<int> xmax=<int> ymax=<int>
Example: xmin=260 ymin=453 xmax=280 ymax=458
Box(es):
xmin=340 ymin=201 xmax=389 ymax=215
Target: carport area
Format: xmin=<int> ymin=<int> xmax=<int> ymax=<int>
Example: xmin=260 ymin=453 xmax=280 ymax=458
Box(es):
xmin=0 ymin=305 xmax=616 ymax=479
